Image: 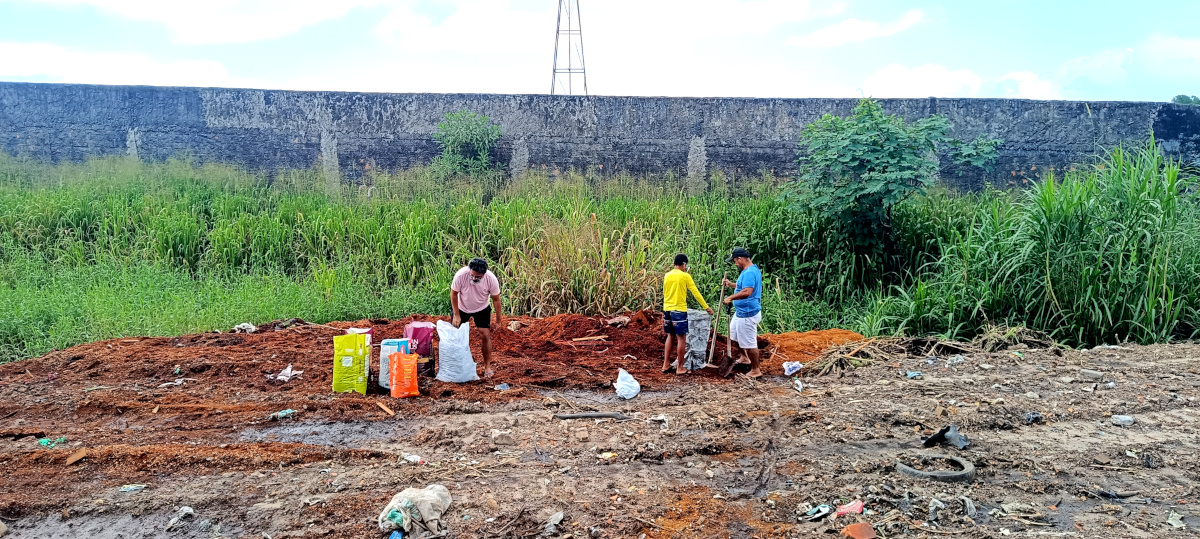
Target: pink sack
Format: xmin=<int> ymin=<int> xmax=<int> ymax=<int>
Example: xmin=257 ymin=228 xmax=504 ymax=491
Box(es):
xmin=404 ymin=321 xmax=435 ymax=357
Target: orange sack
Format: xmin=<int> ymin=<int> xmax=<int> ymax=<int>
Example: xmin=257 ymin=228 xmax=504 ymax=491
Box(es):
xmin=389 ymin=352 xmax=420 ymax=398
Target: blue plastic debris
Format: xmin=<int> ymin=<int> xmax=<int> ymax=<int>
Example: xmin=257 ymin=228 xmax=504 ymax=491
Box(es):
xmin=268 ymin=409 xmax=297 ymax=421
xmin=37 ymin=436 xmax=67 ymax=448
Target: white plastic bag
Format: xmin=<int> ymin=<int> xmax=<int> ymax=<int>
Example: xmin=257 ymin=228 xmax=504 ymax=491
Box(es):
xmin=435 ymin=320 xmax=479 ymax=383
xmin=377 ymin=484 xmax=452 ymax=537
xmin=614 ymin=368 xmax=640 ymax=399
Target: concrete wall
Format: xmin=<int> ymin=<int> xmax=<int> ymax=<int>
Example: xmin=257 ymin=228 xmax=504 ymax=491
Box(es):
xmin=1 ymin=81 xmax=1198 ymax=190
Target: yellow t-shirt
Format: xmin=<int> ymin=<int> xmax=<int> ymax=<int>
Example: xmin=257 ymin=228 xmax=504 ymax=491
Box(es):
xmin=662 ymin=268 xmax=709 ymax=312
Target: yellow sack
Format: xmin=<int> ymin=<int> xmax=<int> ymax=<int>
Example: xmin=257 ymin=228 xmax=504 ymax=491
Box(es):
xmin=332 ymin=333 xmax=368 ymax=394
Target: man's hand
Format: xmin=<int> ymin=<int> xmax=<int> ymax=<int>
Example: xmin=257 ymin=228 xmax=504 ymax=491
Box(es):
xmin=722 ymin=277 xmax=735 ymax=288
xmin=722 ymin=296 xmax=733 ymax=305
xmin=494 ymin=312 xmax=503 ymax=329
xmin=451 ymin=314 xmax=461 ymax=328
xmin=705 ymin=307 xmax=714 ymax=316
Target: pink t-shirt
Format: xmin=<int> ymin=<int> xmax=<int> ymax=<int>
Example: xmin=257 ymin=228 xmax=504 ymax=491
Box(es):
xmin=451 ymin=267 xmax=500 ymax=313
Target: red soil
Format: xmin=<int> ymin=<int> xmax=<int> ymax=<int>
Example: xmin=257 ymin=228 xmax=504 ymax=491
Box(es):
xmin=0 ymin=312 xmax=856 ymax=519
xmin=760 ymin=329 xmax=865 ymax=370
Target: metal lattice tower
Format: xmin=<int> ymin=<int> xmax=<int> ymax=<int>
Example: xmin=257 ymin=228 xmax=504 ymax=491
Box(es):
xmin=550 ymin=0 xmax=587 ymax=95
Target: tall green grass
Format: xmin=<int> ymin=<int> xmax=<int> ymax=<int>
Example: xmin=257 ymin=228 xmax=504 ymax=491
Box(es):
xmin=872 ymin=142 xmax=1198 ymax=345
xmin=0 ymin=140 xmax=1194 ymax=362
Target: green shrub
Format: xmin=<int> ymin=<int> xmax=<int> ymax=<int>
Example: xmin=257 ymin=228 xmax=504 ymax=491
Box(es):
xmin=790 ymin=98 xmax=1000 ymax=280
xmin=431 ymin=111 xmax=503 ymax=176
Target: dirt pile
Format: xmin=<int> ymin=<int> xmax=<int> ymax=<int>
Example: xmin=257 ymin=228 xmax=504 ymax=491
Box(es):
xmin=0 ymin=312 xmax=860 ymax=525
xmin=761 ymin=329 xmax=864 ymax=369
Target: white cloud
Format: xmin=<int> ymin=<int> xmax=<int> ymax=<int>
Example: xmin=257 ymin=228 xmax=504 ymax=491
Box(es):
xmin=787 ymin=9 xmax=922 ymax=48
xmin=1138 ymin=34 xmax=1200 ymax=82
xmin=1059 ymin=48 xmax=1131 ymax=85
xmin=860 ymin=63 xmax=981 ymax=98
xmin=1142 ymin=34 xmax=1200 ymax=62
xmin=19 ymin=0 xmax=393 ymax=44
xmin=999 ymin=71 xmax=1061 ymax=100
xmin=0 ymin=42 xmax=252 ymax=87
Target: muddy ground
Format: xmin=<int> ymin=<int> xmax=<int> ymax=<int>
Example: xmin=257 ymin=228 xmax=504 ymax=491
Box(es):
xmin=0 ymin=315 xmax=1197 ymax=538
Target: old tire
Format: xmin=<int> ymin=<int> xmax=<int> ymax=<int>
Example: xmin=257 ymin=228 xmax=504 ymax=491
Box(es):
xmin=895 ymin=454 xmax=976 ymax=483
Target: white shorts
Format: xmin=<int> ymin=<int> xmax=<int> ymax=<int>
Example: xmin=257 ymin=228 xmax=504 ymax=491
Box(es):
xmin=729 ymin=312 xmax=762 ymax=349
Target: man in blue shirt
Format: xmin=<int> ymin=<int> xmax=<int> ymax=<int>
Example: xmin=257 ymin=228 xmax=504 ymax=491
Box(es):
xmin=721 ymin=247 xmax=763 ymax=378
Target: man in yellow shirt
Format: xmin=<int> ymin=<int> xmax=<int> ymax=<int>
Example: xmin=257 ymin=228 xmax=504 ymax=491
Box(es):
xmin=662 ymin=254 xmax=714 ymax=374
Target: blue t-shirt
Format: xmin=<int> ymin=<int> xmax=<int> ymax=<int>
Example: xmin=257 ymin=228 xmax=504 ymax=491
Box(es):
xmin=733 ymin=264 xmax=762 ymax=318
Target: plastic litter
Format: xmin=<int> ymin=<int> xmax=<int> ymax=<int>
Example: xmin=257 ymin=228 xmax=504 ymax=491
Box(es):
xmin=804 ymin=504 xmax=834 ymax=521
xmin=792 ymin=378 xmax=804 ymax=394
xmin=389 ymin=531 xmax=405 ymax=539
xmin=1167 ymin=510 xmax=1186 ymax=529
xmin=119 ymin=484 xmax=147 ymax=492
xmin=435 ymin=320 xmax=479 ymax=383
xmin=268 ymin=409 xmax=297 ymax=421
xmin=605 ymin=315 xmax=630 ymax=327
xmin=928 ymin=498 xmax=947 ymax=521
xmin=923 ymin=425 xmax=971 ymax=450
xmin=158 ymin=377 xmax=197 ymax=388
xmin=835 ymin=500 xmax=864 ymax=516
xmin=946 ymin=354 xmax=965 ymax=366
xmin=782 ymin=361 xmax=803 ymax=376
xmin=1110 ymin=415 xmax=1135 ymax=426
xmin=1024 ymin=412 xmax=1044 ymax=425
xmin=37 ymin=436 xmax=66 ymax=448
xmin=167 ymin=506 xmax=195 ymax=531
xmin=232 ymin=322 xmax=257 ymax=333
xmin=377 ymin=484 xmax=452 ymax=537
xmin=402 ymin=454 xmax=424 ymax=465
xmin=544 ymin=511 xmax=565 ymax=535
xmin=598 ymin=452 xmax=618 ymax=459
xmin=614 ymin=368 xmax=640 ymax=399
xmin=266 ymin=364 xmax=302 ymax=382
xmin=960 ymin=496 xmax=978 ymax=517
xmin=906 ymin=371 xmax=923 ymax=379
xmin=493 ymin=383 xmax=510 ymax=391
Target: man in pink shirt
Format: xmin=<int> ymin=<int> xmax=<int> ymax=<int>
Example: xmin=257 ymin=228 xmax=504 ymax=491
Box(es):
xmin=450 ymin=258 xmax=503 ymax=378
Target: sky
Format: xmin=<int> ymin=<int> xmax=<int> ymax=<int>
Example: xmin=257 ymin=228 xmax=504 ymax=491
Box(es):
xmin=0 ymin=0 xmax=1198 ymax=101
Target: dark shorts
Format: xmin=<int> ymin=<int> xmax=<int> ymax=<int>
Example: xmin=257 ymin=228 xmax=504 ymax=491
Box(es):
xmin=663 ymin=310 xmax=688 ymax=335
xmin=460 ymin=305 xmax=492 ymax=329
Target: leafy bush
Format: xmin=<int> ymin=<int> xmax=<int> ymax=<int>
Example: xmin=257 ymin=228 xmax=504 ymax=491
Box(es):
xmin=948 ymin=135 xmax=1003 ymax=172
xmin=791 ymin=98 xmax=1001 ymax=277
xmin=431 ymin=111 xmax=503 ymax=176
xmin=1171 ymin=95 xmax=1200 ymax=105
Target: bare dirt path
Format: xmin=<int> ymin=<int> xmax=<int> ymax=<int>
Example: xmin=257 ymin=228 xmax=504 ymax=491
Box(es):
xmin=1 ymin=319 xmax=1197 ymax=538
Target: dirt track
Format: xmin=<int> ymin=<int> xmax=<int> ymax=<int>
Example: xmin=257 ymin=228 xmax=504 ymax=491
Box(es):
xmin=1 ymin=316 xmax=1198 ymax=538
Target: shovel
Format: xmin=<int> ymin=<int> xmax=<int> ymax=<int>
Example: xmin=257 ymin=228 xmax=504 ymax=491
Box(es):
xmin=705 ymin=271 xmax=727 ymax=369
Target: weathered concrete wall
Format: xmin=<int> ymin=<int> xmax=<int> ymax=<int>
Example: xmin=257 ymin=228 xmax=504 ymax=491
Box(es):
xmin=1 ymin=81 xmax=1197 ymax=189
